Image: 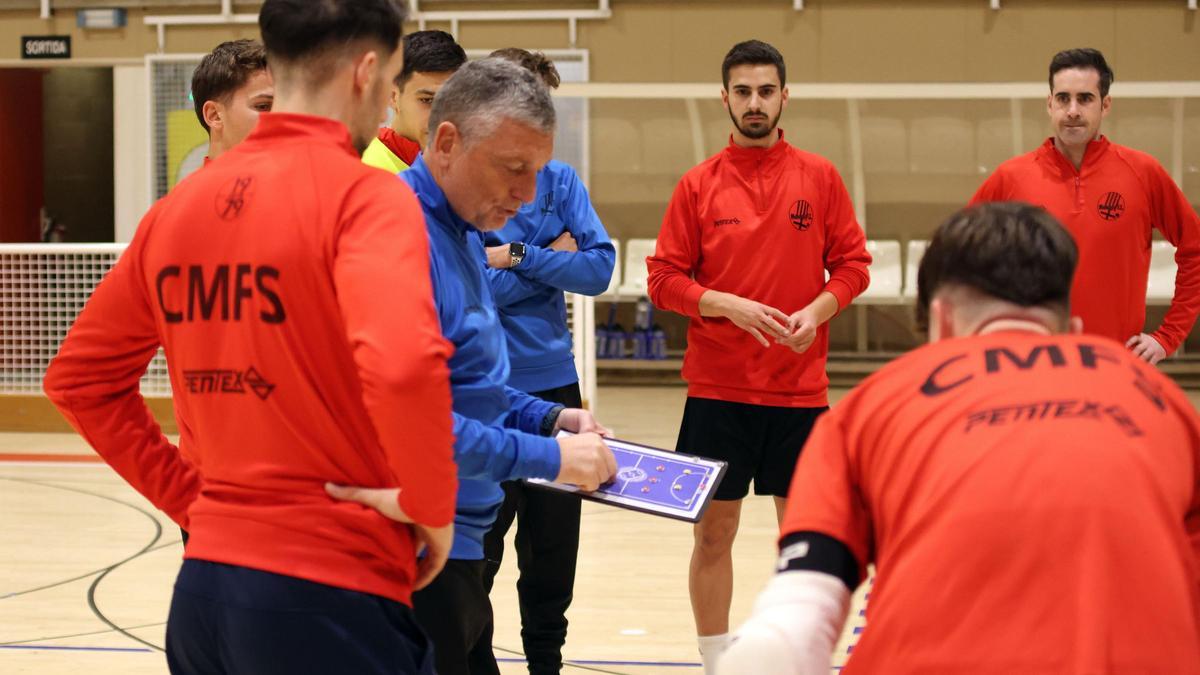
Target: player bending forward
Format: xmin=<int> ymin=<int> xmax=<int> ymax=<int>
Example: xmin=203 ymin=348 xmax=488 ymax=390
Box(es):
xmin=720 ymin=201 xmax=1200 ymax=675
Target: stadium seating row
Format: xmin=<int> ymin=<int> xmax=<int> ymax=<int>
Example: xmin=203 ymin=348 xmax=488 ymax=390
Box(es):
xmin=601 ymin=238 xmax=1178 ymax=304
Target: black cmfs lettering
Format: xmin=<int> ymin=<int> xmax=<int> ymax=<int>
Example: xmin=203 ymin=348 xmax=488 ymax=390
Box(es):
xmin=920 ymin=353 xmax=972 ymax=396
xmin=1077 ymin=343 xmax=1121 ymax=370
xmin=256 ymin=266 xmax=285 ymax=324
xmin=984 ymin=345 xmax=1066 ymax=374
xmin=156 ymin=266 xmax=183 ymax=323
xmin=233 ymin=264 xmax=254 ymax=321
xmin=159 ymin=264 xmax=283 ymax=323
xmin=188 ymin=265 xmax=230 ymax=321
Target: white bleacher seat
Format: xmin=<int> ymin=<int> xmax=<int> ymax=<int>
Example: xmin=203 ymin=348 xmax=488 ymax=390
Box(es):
xmin=592 ymin=117 xmax=642 ymax=172
xmin=602 ymin=239 xmax=622 ymax=297
xmin=618 ymin=238 xmax=657 ymax=297
xmin=643 ymin=117 xmax=694 ymax=176
xmin=902 ymin=240 xmax=927 ymax=298
xmin=1146 ymin=240 xmax=1176 ymax=303
xmin=790 ymin=118 xmax=848 ymax=169
xmin=910 ymin=117 xmax=975 ymax=175
xmin=859 ymin=240 xmax=903 ymax=301
xmin=976 ymin=117 xmax=1012 ymax=175
xmin=1113 ymin=114 xmax=1172 ymax=167
xmin=861 ymin=117 xmax=907 ymax=175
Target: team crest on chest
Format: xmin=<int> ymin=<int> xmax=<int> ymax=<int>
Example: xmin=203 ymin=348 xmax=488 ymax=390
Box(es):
xmin=1097 ymin=192 xmax=1125 ymax=221
xmin=789 ymin=199 xmax=814 ymax=230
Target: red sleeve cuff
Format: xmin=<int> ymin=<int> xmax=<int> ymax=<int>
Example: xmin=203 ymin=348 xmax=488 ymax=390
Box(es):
xmin=823 ymin=278 xmax=856 ymax=315
xmin=680 ymin=282 xmax=709 ymax=319
xmin=1149 ymin=329 xmax=1181 ymax=358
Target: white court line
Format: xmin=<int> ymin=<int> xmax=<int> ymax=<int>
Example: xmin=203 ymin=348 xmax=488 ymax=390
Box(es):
xmin=616 ymin=452 xmax=644 ymax=496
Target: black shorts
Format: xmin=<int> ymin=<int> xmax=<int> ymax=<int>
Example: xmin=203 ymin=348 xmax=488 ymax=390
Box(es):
xmin=675 ymin=397 xmax=828 ymax=500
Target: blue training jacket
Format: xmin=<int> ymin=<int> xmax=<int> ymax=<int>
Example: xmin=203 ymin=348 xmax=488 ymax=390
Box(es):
xmin=402 ymin=157 xmax=562 ymax=560
xmin=483 ymin=160 xmax=616 ymax=393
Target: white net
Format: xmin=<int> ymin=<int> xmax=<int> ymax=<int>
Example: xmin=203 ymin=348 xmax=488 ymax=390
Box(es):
xmin=0 ymin=244 xmax=171 ymax=396
xmin=0 ymin=244 xmax=594 ymax=405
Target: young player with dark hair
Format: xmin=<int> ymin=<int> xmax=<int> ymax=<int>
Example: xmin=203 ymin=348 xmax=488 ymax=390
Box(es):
xmin=971 ymin=48 xmax=1200 ymax=365
xmin=362 ymin=29 xmax=467 ymax=172
xmin=646 ymin=39 xmax=871 ymax=674
xmin=44 ymin=2 xmax=459 ymax=673
xmin=190 ymin=38 xmax=273 ymax=162
xmin=721 ymin=201 xmax=1200 ymax=675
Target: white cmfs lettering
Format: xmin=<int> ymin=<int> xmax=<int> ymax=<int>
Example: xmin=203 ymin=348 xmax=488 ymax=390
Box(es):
xmin=25 ymin=40 xmax=67 ymax=56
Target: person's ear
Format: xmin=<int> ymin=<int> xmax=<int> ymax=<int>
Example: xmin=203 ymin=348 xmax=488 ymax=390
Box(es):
xmin=353 ymin=49 xmax=380 ymax=94
xmin=202 ymin=100 xmax=223 ymax=133
xmin=428 ymin=121 xmax=461 ymax=167
xmin=928 ymin=296 xmax=955 ymax=343
xmin=1069 ymin=316 xmax=1083 ymax=335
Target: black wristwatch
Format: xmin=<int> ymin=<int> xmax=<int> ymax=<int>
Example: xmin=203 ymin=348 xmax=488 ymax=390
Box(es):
xmin=509 ymin=241 xmax=526 ymax=268
xmin=541 ymin=405 xmax=565 ymax=436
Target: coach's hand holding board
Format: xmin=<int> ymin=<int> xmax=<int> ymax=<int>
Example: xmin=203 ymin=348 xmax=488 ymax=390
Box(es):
xmin=553 ymin=407 xmax=618 ymax=492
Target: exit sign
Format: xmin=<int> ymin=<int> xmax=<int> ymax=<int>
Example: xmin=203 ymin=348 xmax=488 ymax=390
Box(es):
xmin=21 ymin=35 xmax=71 ymax=60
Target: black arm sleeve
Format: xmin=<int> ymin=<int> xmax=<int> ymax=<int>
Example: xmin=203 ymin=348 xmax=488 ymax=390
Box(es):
xmin=777 ymin=530 xmax=861 ymax=592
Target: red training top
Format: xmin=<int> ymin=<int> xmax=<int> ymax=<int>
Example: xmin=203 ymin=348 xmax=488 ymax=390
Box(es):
xmin=970 ymin=137 xmax=1200 ymax=354
xmin=783 ymin=330 xmax=1200 ymax=674
xmin=43 ymin=113 xmax=458 ymax=606
xmin=647 ymin=131 xmax=871 ymax=407
xmin=377 ymin=127 xmax=422 ymax=167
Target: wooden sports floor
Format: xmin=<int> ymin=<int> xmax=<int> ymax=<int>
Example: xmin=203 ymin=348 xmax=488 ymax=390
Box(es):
xmin=6 ymin=383 xmax=1196 ymax=674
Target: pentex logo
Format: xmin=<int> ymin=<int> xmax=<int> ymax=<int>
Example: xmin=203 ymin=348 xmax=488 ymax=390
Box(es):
xmin=1097 ymin=191 xmax=1125 ymax=221
xmin=790 ymin=200 xmax=814 ymax=230
xmin=183 ymin=366 xmax=276 ymax=401
xmin=713 ymin=217 xmax=741 ymax=227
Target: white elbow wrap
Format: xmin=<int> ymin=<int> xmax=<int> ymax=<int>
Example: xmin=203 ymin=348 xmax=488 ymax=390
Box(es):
xmin=716 ymin=571 xmax=851 ymax=675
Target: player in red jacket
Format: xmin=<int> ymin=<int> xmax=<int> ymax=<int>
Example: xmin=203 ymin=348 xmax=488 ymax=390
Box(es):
xmin=721 ymin=202 xmax=1200 ymax=675
xmin=190 ymin=39 xmax=273 ymax=163
xmin=971 ymin=48 xmax=1200 ymax=365
xmin=43 ymin=1 xmax=456 ymax=673
xmin=646 ymin=39 xmax=871 ymax=674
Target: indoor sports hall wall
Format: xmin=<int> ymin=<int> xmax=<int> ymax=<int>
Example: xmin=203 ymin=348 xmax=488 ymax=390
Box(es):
xmin=1 ymin=0 xmax=1198 ymax=360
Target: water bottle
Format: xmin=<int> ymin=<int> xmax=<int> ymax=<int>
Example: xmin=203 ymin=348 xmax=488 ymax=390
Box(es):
xmin=632 ymin=297 xmax=652 ymax=359
xmin=650 ymin=323 xmax=667 ymax=360
xmin=634 ymin=296 xmax=652 ymax=332
xmin=596 ymin=303 xmax=615 ymax=358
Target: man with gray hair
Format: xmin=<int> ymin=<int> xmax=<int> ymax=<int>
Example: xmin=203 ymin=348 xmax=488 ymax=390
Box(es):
xmin=399 ymin=57 xmax=618 ymax=675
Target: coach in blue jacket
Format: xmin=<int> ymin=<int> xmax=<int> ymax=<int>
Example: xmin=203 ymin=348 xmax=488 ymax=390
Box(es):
xmin=400 ymin=58 xmax=617 ymax=675
xmin=478 ymin=48 xmax=617 ymax=675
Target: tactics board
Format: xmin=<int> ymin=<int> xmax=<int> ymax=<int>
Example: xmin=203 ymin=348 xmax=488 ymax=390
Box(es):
xmin=527 ymin=432 xmax=727 ymax=522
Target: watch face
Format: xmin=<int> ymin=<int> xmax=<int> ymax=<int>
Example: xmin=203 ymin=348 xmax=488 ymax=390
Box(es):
xmin=510 ymin=242 xmax=526 ymax=257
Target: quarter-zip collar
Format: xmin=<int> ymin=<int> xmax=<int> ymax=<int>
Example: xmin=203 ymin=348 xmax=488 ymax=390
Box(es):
xmin=404 ymin=155 xmax=474 ymax=241
xmin=1036 ymin=135 xmax=1111 ymax=178
xmin=725 ymin=129 xmax=790 ymax=213
xmin=240 ymin=111 xmax=358 ymax=157
xmin=725 ymin=128 xmax=790 ymax=164
xmin=1036 ymin=135 xmax=1110 ymax=213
